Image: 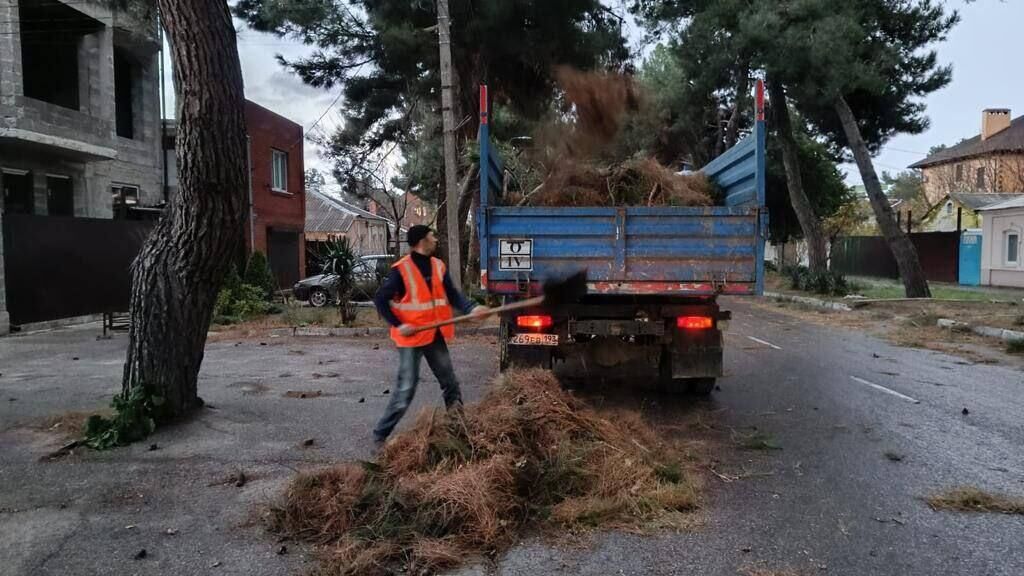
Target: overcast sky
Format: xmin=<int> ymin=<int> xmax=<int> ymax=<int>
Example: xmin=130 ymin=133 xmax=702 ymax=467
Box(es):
xmin=160 ymin=0 xmax=1023 ymax=190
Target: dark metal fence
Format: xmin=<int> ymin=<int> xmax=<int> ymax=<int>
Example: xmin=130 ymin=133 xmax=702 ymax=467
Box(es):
xmin=830 ymin=231 xmax=960 ymax=283
xmin=2 ymin=214 xmax=154 ymax=325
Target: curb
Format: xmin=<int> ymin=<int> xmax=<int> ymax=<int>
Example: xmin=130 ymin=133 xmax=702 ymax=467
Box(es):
xmin=292 ymin=325 xmax=500 ymax=338
xmin=763 ymin=291 xmax=852 ymax=312
xmin=937 ymin=319 xmax=1024 ymax=343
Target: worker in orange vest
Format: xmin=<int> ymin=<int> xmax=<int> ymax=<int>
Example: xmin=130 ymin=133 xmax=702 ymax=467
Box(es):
xmin=372 ymin=225 xmax=490 ymax=445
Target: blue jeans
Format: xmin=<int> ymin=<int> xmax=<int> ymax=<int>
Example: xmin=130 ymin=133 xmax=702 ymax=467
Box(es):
xmin=373 ymin=336 xmax=463 ymax=440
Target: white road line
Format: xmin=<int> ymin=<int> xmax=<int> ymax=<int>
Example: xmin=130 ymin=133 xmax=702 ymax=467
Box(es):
xmin=851 ymin=376 xmax=920 ymax=404
xmin=747 ymin=336 xmax=782 ymax=350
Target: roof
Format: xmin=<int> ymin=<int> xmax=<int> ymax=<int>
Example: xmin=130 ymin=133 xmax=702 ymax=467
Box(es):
xmin=305 ymin=189 xmax=390 ymax=235
xmin=949 ymin=193 xmax=1023 ymax=211
xmin=910 ymin=115 xmax=1024 ymax=169
xmin=978 ymin=195 xmax=1024 ymax=212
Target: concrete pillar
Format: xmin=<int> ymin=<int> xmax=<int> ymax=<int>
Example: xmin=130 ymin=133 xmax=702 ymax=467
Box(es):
xmin=0 ymin=0 xmax=22 ymax=112
xmin=0 ymin=209 xmax=8 ymax=335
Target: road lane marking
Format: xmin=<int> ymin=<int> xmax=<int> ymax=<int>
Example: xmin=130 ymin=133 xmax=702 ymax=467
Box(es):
xmin=746 ymin=336 xmax=782 ymax=350
xmin=851 ymin=376 xmax=920 ymax=404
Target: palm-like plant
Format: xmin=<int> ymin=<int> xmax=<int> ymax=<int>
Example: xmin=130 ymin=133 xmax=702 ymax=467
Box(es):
xmin=316 ymin=238 xmax=359 ymax=325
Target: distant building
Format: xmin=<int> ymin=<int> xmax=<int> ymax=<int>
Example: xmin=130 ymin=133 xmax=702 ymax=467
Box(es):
xmin=978 ymin=196 xmax=1024 ymax=288
xmin=165 ymin=101 xmax=307 ymax=289
xmin=910 ymin=109 xmax=1024 ymax=204
xmin=305 ymin=189 xmax=391 ymax=258
xmin=908 ymin=193 xmax=1022 ymax=233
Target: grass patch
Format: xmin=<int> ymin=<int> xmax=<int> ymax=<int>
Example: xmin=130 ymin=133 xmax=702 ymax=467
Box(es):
xmin=735 ymin=431 xmax=782 ymax=451
xmin=926 ymin=486 xmax=1024 ymax=515
xmin=850 ymin=277 xmax=1005 ymax=302
xmin=1006 ymin=339 xmax=1024 ymax=355
xmin=266 ymin=370 xmax=702 ymax=576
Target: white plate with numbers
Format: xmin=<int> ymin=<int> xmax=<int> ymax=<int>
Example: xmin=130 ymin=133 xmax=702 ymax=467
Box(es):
xmin=509 ymin=333 xmax=559 ymax=346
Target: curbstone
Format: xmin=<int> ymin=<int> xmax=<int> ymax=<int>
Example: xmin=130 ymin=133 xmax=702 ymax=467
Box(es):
xmin=763 ymin=291 xmax=852 ymax=312
xmin=936 ymin=318 xmax=1024 ymax=343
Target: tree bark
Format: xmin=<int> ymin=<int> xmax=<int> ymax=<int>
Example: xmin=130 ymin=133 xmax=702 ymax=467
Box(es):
xmin=122 ymin=0 xmax=248 ymax=418
xmin=767 ymin=79 xmax=828 ymax=273
xmin=835 ymin=95 xmax=931 ymax=298
xmin=724 ymin=70 xmax=749 ymax=150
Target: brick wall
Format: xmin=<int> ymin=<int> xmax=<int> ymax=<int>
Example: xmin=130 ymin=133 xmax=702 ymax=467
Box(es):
xmin=245 ymin=100 xmax=306 ymax=280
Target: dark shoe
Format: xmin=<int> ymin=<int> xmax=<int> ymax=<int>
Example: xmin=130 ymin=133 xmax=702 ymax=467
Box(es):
xmin=372 ymin=433 xmax=388 ymax=451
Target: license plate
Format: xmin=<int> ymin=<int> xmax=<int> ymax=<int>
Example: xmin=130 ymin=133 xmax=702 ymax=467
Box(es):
xmin=509 ymin=333 xmax=559 ymax=346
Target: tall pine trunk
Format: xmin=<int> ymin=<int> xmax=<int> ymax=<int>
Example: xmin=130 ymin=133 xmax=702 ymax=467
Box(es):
xmin=767 ymin=79 xmax=828 ymax=273
xmin=835 ymin=95 xmax=930 ymax=298
xmin=122 ymin=0 xmax=248 ymax=418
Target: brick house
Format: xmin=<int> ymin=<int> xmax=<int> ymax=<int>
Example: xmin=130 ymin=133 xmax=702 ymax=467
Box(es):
xmin=910 ymin=109 xmax=1024 ymax=205
xmin=1 ymin=0 xmax=163 ymax=334
xmin=164 ymin=101 xmax=306 ymax=289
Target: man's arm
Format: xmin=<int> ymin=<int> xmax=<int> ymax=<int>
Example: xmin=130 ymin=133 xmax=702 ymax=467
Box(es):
xmin=373 ymin=269 xmax=405 ymax=328
xmin=442 ymin=270 xmax=479 ymax=316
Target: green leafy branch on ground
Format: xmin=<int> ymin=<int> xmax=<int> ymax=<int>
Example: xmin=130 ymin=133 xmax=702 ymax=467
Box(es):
xmin=83 ymin=386 xmax=163 ymax=450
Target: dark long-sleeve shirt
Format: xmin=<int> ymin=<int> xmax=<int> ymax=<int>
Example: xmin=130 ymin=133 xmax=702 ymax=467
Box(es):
xmin=374 ymin=252 xmax=477 ymax=328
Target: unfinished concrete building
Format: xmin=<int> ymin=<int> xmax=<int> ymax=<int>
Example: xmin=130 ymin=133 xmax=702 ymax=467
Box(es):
xmin=0 ymin=0 xmax=164 ymax=334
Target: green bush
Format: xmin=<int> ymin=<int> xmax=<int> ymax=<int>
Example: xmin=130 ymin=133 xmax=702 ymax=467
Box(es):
xmin=212 ymin=264 xmax=276 ymax=325
xmin=783 ymin=265 xmax=850 ymax=296
xmin=244 ymin=251 xmax=277 ymax=299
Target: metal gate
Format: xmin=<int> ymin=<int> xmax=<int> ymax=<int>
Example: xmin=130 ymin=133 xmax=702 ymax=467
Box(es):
xmin=267 ymin=228 xmax=300 ymax=289
xmin=831 ymin=232 xmax=960 ymax=283
xmin=2 ymin=214 xmax=154 ymax=325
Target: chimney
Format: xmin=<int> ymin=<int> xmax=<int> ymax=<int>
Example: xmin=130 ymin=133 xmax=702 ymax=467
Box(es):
xmin=982 ymin=108 xmax=1011 ymax=140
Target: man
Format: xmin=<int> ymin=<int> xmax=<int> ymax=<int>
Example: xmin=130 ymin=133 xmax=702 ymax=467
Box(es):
xmin=372 ymin=225 xmax=490 ymax=445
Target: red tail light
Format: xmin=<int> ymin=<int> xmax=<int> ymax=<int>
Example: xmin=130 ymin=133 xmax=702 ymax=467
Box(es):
xmin=676 ymin=315 xmax=713 ymax=330
xmin=517 ymin=315 xmax=553 ymax=330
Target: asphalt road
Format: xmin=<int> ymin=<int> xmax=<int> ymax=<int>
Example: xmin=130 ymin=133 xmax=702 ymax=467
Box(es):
xmin=2 ymin=300 xmax=1023 ymax=576
xmin=489 ymin=298 xmax=1024 ymax=576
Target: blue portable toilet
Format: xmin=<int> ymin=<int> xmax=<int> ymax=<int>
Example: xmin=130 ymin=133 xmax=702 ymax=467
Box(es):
xmin=959 ymin=229 xmax=982 ymax=286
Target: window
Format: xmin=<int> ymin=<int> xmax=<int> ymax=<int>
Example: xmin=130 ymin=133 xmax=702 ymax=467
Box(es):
xmin=111 ymin=184 xmax=139 ymax=219
xmin=114 ymin=48 xmax=135 ymax=139
xmin=955 ymin=164 xmax=964 ymax=182
xmin=976 ymin=167 xmax=985 ymax=190
xmin=2 ymin=169 xmax=34 ymax=215
xmin=1007 ymin=232 xmax=1020 ymax=266
xmin=272 ymin=150 xmax=288 ymax=192
xmin=18 ymin=1 xmax=102 ymax=110
xmin=945 ymin=201 xmax=953 ymax=215
xmin=46 ymin=175 xmax=73 ymax=216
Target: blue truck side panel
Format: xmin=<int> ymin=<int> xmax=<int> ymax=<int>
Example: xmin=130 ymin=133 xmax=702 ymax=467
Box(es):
xmin=479 ymin=103 xmax=767 ymax=297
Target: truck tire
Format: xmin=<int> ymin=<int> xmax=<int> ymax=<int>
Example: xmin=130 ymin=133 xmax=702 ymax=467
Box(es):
xmin=685 ymin=378 xmax=716 ymax=397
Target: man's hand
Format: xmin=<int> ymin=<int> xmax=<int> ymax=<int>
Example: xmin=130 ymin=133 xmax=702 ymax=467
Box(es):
xmin=469 ymin=306 xmax=492 ymax=319
xmin=398 ymin=324 xmax=416 ymax=337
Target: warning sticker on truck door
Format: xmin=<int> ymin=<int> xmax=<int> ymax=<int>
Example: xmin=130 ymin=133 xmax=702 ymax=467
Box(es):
xmin=498 ymin=238 xmax=533 ymax=271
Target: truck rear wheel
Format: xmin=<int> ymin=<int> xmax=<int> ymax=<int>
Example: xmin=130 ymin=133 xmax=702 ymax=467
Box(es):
xmin=499 ymin=319 xmax=551 ymax=372
xmin=685 ymin=378 xmax=716 ymax=397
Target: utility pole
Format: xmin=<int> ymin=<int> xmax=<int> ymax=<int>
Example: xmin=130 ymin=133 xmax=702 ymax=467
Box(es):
xmin=437 ymin=0 xmax=462 ymax=289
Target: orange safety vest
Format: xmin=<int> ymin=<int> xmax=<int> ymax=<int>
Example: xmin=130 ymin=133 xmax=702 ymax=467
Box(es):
xmin=389 ymin=255 xmax=455 ymax=347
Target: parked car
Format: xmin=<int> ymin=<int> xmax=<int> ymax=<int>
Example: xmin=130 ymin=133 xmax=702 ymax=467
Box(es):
xmin=292 ymin=254 xmax=395 ymax=307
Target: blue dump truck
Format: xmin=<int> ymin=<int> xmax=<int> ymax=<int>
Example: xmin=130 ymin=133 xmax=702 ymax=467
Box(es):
xmin=477 ymin=83 xmax=767 ymax=395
